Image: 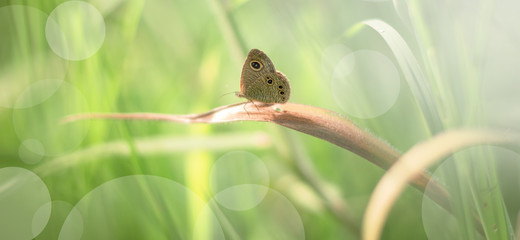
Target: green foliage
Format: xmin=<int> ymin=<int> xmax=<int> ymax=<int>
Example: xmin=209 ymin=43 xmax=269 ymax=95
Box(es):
xmin=1 ymin=0 xmax=519 ymax=239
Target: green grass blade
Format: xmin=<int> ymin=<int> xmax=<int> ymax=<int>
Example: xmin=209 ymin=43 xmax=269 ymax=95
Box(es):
xmin=356 ymin=19 xmax=444 ymax=134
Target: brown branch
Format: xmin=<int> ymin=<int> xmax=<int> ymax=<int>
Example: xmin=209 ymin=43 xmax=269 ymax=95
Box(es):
xmin=63 ymin=102 xmax=451 ymax=212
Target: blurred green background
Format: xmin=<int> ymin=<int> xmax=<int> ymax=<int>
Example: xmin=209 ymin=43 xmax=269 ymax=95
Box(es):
xmin=1 ymin=0 xmax=520 ymax=239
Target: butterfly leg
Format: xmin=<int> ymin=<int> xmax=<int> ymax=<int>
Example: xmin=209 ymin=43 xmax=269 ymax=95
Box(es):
xmin=251 ymin=101 xmax=260 ymax=112
xmin=243 ymin=102 xmax=250 ymax=117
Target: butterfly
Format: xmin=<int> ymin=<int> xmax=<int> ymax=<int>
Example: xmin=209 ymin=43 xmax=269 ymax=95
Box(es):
xmin=236 ymin=49 xmax=290 ymax=104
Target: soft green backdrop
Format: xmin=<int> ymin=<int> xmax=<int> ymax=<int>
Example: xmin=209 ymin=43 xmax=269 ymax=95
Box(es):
xmin=1 ymin=0 xmax=520 ymax=239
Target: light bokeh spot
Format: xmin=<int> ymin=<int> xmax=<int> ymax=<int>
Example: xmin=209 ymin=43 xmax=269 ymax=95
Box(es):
xmin=14 ymin=79 xmax=63 ymax=109
xmin=193 ymin=204 xmax=226 ymax=240
xmin=32 ymin=202 xmax=53 ymax=238
xmin=422 ymin=147 xmax=520 ymax=239
xmin=0 ymin=6 xmax=68 ymax=108
xmin=203 ymin=189 xmax=305 ymax=239
xmin=0 ymin=167 xmax=51 ymax=239
xmin=331 ymin=50 xmax=400 ymax=119
xmin=57 ymin=205 xmax=83 ymax=240
xmin=214 ymin=184 xmax=269 ymax=211
xmin=59 ymin=175 xmax=218 ymax=239
xmin=46 ymin=1 xmax=105 ymax=61
xmin=321 ymin=44 xmax=352 ymax=81
xmin=33 ymin=201 xmax=78 ymax=240
xmin=210 ymin=151 xmax=270 ymax=210
xmin=19 ymin=139 xmax=45 ymax=165
xmin=13 ymin=81 xmax=90 ymax=157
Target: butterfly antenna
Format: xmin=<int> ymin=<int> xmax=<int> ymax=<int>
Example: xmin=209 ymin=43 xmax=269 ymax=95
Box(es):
xmin=219 ymin=91 xmax=237 ymax=99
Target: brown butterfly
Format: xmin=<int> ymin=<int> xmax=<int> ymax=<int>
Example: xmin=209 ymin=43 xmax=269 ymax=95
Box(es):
xmin=236 ymin=49 xmax=290 ymax=104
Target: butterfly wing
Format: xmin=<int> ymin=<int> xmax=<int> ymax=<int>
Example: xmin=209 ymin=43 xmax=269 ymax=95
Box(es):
xmin=240 ymin=49 xmax=276 ymax=93
xmin=242 ymin=71 xmax=290 ymax=103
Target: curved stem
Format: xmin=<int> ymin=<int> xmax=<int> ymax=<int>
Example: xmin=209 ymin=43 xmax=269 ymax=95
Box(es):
xmin=63 ymin=101 xmax=450 ymax=212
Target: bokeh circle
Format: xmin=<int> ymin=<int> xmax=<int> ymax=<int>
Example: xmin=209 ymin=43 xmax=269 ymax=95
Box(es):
xmin=46 ymin=1 xmax=106 ymax=61
xmin=321 ymin=44 xmax=352 ymax=81
xmin=18 ymin=139 xmax=45 ymax=165
xmin=0 ymin=167 xmax=51 ymax=239
xmin=422 ymin=146 xmax=520 ymax=239
xmin=12 ymin=81 xmax=90 ymax=157
xmin=59 ymin=175 xmax=222 ymax=240
xmin=331 ymin=50 xmax=400 ymax=119
xmin=196 ymin=188 xmax=305 ymax=240
xmin=209 ymin=151 xmax=270 ymax=210
xmin=0 ymin=6 xmax=68 ymax=108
